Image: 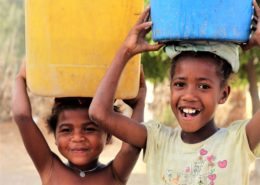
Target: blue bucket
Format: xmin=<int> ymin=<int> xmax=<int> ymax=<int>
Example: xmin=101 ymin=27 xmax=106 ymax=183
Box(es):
xmin=150 ymin=0 xmax=254 ymax=43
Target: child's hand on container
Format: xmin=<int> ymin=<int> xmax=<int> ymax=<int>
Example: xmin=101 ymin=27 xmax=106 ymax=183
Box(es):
xmin=17 ymin=59 xmax=26 ymax=80
xmin=122 ymin=6 xmax=163 ymax=57
xmin=243 ymin=0 xmax=260 ymax=50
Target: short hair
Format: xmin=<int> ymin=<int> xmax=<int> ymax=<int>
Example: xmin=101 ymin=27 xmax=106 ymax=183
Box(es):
xmin=46 ymin=97 xmax=92 ymax=133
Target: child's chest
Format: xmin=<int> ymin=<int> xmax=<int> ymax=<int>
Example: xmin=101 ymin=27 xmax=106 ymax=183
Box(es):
xmin=45 ymin=166 xmax=122 ymax=185
xmin=158 ymin=138 xmax=252 ymax=185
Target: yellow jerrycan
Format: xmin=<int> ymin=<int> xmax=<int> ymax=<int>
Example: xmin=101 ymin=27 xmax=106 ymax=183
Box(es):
xmin=25 ymin=0 xmax=144 ymax=99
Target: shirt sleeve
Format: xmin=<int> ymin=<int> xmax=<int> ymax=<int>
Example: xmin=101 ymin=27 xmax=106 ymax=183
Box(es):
xmin=228 ymin=119 xmax=257 ymax=160
xmin=142 ymin=120 xmax=175 ymax=163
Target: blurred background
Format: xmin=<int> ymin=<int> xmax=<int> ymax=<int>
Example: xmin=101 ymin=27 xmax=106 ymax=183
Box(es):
xmin=0 ymin=0 xmax=259 ymax=184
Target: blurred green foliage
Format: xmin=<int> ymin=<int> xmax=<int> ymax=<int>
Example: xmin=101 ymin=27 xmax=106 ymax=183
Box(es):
xmin=143 ymin=0 xmax=260 ymax=86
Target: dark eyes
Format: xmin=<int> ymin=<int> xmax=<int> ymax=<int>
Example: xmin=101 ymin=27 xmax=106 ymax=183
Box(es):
xmin=172 ymin=82 xmax=211 ymax=89
xmin=59 ymin=126 xmax=97 ymax=134
xmin=83 ymin=127 xmax=97 ymax=132
xmin=198 ymin=84 xmax=210 ymax=89
xmin=60 ymin=127 xmax=72 ymax=133
xmin=173 ymin=82 xmax=185 ymax=88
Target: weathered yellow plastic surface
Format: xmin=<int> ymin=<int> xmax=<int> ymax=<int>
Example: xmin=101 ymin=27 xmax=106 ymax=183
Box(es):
xmin=25 ymin=0 xmax=143 ymax=99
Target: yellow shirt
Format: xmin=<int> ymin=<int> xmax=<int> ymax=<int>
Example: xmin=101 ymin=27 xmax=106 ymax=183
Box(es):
xmin=144 ymin=120 xmax=259 ymax=185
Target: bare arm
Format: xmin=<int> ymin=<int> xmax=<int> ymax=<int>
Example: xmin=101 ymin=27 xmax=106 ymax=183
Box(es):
xmin=89 ymin=7 xmax=163 ymax=148
xmin=246 ymin=110 xmax=260 ymax=150
xmin=112 ymin=69 xmax=146 ymax=183
xmin=244 ymin=1 xmax=260 ymax=151
xmin=12 ymin=61 xmax=53 ymax=180
xmin=242 ymin=0 xmax=260 ymax=50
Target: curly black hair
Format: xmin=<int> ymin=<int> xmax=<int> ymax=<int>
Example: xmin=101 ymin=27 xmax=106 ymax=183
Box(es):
xmin=46 ymin=97 xmax=92 ymax=133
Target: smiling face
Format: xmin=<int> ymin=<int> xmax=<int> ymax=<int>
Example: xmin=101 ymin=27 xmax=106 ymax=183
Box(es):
xmin=55 ymin=108 xmax=109 ymax=170
xmin=170 ymin=54 xmax=230 ymax=134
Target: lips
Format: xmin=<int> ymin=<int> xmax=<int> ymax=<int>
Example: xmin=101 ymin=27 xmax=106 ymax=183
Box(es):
xmin=70 ymin=147 xmax=90 ymax=154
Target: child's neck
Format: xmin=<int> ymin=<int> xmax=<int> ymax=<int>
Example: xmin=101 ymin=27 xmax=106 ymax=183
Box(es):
xmin=67 ymin=160 xmax=103 ymax=177
xmin=68 ymin=159 xmax=100 ymax=171
xmin=181 ymin=120 xmax=219 ymax=144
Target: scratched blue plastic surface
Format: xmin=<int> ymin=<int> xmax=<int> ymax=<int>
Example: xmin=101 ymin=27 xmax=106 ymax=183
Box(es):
xmin=150 ymin=0 xmax=254 ymax=43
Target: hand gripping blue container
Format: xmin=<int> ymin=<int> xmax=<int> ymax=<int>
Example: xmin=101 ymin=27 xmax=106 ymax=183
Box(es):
xmin=150 ymin=0 xmax=254 ymax=43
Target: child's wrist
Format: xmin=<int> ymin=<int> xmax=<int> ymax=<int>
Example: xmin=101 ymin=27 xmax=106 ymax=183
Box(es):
xmin=118 ymin=45 xmax=135 ymax=61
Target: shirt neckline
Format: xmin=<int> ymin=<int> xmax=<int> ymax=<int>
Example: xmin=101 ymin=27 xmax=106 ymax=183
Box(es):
xmin=176 ymin=126 xmax=225 ymax=152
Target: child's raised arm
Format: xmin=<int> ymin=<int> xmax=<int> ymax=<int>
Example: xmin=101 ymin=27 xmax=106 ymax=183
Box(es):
xmin=12 ymin=61 xmax=53 ymax=181
xmin=242 ymin=0 xmax=260 ymax=50
xmin=89 ymin=7 xmax=163 ymax=149
xmin=111 ymin=69 xmax=146 ymax=183
xmin=246 ymin=110 xmax=260 ymax=150
xmin=243 ymin=1 xmax=260 ymax=151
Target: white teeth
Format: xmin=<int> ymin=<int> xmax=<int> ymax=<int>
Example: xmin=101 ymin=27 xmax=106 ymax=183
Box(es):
xmin=183 ymin=108 xmax=196 ymax=114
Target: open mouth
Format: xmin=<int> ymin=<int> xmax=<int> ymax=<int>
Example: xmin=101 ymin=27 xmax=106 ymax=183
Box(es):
xmin=179 ymin=107 xmax=201 ymax=117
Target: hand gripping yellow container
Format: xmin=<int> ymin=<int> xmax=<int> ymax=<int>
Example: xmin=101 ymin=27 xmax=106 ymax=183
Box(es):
xmin=25 ymin=0 xmax=143 ymax=99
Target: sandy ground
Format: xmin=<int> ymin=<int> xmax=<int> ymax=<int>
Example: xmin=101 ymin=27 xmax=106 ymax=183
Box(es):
xmin=1 ymin=121 xmax=259 ymax=185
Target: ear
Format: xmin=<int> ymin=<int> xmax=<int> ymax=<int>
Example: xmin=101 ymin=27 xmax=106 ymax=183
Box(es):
xmin=218 ymin=85 xmax=230 ymax=104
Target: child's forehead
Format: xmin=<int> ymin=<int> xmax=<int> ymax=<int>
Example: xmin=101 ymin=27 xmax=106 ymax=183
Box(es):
xmin=175 ymin=57 xmax=218 ymax=72
xmin=171 ymin=57 xmax=221 ymax=82
xmin=58 ymin=109 xmax=90 ymax=122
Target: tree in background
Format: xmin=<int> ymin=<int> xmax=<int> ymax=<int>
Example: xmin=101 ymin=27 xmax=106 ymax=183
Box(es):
xmin=0 ymin=0 xmax=259 ymax=123
xmin=0 ymin=0 xmax=25 ymax=121
xmin=240 ymin=48 xmax=260 ymax=115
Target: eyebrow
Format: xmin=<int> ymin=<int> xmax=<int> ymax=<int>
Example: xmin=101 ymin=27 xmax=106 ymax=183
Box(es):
xmin=57 ymin=123 xmax=71 ymax=129
xmin=58 ymin=121 xmax=98 ymax=128
xmin=172 ymin=77 xmax=214 ymax=83
xmin=84 ymin=122 xmax=99 ymax=127
xmin=197 ymin=77 xmax=214 ymax=83
xmin=172 ymin=77 xmax=186 ymax=81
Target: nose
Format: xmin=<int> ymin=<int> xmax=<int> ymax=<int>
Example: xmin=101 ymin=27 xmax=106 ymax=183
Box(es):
xmin=71 ymin=131 xmax=85 ymax=142
xmin=181 ymin=86 xmax=198 ymax=102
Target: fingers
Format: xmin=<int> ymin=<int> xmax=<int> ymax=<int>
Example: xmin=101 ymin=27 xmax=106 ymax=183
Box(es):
xmin=144 ymin=43 xmax=165 ymax=52
xmin=242 ymin=0 xmax=260 ymax=50
xmin=135 ymin=21 xmax=153 ymax=32
xmin=18 ymin=59 xmax=27 ymax=78
xmin=136 ymin=21 xmax=153 ymax=38
xmin=253 ymin=0 xmax=260 ymax=16
xmin=253 ymin=0 xmax=260 ymax=25
xmin=136 ymin=6 xmax=151 ymax=25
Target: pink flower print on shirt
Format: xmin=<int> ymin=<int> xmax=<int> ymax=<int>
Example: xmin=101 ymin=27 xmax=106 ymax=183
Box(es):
xmin=200 ymin=148 xmax=208 ymax=156
xmin=218 ymin=160 xmax=227 ymax=168
xmin=208 ymin=174 xmax=217 ymax=185
xmin=207 ymin=155 xmax=215 ymax=167
xmin=207 ymin=155 xmax=215 ymax=163
xmin=208 ymin=174 xmax=216 ymax=181
xmin=185 ymin=167 xmax=191 ymax=173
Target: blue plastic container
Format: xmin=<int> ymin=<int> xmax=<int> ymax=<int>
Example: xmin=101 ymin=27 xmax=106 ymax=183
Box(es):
xmin=150 ymin=0 xmax=254 ymax=43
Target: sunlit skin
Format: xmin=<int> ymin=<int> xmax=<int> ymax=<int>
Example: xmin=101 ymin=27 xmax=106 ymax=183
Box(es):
xmin=170 ymin=57 xmax=230 ymax=144
xmin=55 ymin=109 xmax=109 ymax=171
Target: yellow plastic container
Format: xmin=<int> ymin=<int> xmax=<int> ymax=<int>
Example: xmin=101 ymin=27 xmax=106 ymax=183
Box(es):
xmin=25 ymin=0 xmax=143 ymax=99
